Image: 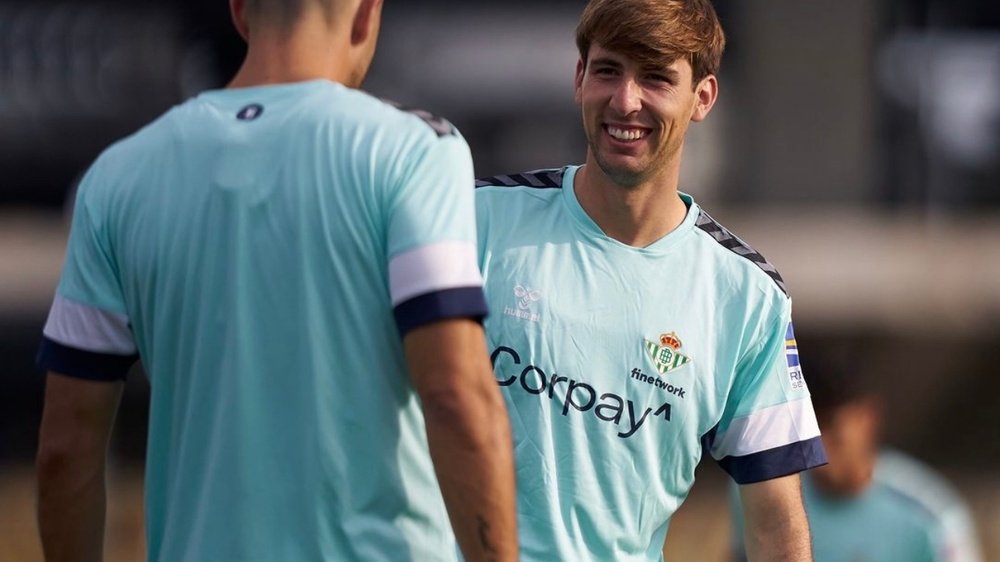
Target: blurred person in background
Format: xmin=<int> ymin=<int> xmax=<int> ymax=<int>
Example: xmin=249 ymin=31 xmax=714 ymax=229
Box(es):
xmin=730 ymin=346 xmax=983 ymax=562
xmin=33 ymin=0 xmax=518 ymax=561
xmin=474 ymin=0 xmax=826 ymax=560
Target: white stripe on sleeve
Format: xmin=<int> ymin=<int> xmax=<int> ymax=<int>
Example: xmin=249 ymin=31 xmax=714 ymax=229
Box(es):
xmin=388 ymin=240 xmax=483 ymax=306
xmin=710 ymin=397 xmax=821 ymax=460
xmin=43 ymin=294 xmax=137 ymax=354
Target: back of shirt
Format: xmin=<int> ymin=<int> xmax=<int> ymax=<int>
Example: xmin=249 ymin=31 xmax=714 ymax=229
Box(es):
xmin=38 ymin=80 xmax=487 ymax=561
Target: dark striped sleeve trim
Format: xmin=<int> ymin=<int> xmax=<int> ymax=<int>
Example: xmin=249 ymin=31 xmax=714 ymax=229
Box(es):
xmin=393 ymin=287 xmax=489 ymax=337
xmin=718 ymin=436 xmax=828 ymax=485
xmin=380 ymin=98 xmax=456 ymax=137
xmin=695 ymin=210 xmax=787 ymax=295
xmin=36 ymin=336 xmax=137 ymax=381
xmin=476 ymin=167 xmax=565 ymax=189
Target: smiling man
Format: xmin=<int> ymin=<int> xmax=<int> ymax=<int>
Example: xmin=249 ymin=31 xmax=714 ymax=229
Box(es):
xmin=475 ymin=0 xmax=826 ymax=560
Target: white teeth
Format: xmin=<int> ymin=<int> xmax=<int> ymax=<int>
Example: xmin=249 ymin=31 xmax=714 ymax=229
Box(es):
xmin=607 ymin=126 xmax=644 ymax=141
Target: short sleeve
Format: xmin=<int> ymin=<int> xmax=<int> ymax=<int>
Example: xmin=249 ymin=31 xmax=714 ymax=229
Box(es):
xmin=36 ymin=165 xmax=138 ymax=380
xmin=703 ymin=300 xmax=827 ymax=484
xmin=385 ymin=131 xmax=487 ymax=336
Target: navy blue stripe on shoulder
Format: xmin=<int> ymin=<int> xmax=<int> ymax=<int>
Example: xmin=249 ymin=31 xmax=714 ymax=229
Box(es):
xmin=37 ymin=337 xmax=137 ymax=381
xmin=476 ymin=168 xmax=564 ymax=189
xmin=695 ymin=210 xmax=787 ymax=296
xmin=380 ymin=98 xmax=456 ymax=137
xmin=718 ymin=436 xmax=827 ymax=484
xmin=393 ymin=287 xmax=488 ymax=337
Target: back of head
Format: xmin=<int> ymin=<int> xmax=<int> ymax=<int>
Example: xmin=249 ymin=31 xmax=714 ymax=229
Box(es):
xmin=230 ymin=0 xmax=382 ymax=88
xmin=575 ymin=0 xmax=726 ymax=84
xmin=805 ymin=344 xmax=875 ymax=425
xmin=804 ymin=343 xmax=883 ymax=497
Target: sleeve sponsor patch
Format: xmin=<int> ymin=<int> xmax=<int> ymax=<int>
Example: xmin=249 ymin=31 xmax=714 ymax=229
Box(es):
xmin=785 ymin=322 xmax=804 ymax=390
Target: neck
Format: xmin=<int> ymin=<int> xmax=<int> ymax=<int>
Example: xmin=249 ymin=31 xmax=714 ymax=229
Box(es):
xmin=228 ymin=17 xmax=356 ymax=89
xmin=574 ymin=156 xmax=688 ymax=248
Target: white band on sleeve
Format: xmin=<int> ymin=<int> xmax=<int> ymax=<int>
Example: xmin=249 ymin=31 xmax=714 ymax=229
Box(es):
xmin=388 ymin=240 xmax=483 ymax=305
xmin=43 ymin=294 xmax=137 ymax=354
xmin=710 ymin=397 xmax=821 ymax=460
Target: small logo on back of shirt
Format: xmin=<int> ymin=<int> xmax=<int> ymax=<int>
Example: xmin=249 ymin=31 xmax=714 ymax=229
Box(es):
xmin=236 ymin=103 xmax=264 ymax=121
xmin=503 ymin=284 xmax=541 ymax=322
xmin=643 ymin=332 xmax=692 ymax=375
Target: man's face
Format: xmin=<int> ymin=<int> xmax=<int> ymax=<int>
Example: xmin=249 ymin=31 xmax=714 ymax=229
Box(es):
xmin=812 ymin=399 xmax=881 ymax=497
xmin=574 ymin=43 xmax=711 ymax=188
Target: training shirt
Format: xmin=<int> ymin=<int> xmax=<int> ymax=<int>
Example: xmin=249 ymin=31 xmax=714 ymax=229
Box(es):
xmin=475 ymin=166 xmax=826 ymax=562
xmin=38 ymin=80 xmax=486 ymax=561
xmin=731 ymin=449 xmax=983 ymax=562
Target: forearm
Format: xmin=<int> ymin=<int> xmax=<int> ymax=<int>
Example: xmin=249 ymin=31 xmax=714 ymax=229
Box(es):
xmin=743 ymin=509 xmax=811 ymax=561
xmin=36 ymin=448 xmax=109 ymax=562
xmin=422 ymin=383 xmax=518 ymax=562
xmin=36 ymin=373 xmax=122 ymax=562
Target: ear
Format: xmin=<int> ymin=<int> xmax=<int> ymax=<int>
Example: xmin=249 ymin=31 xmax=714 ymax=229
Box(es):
xmin=230 ymin=0 xmax=250 ymax=41
xmin=574 ymin=58 xmax=585 ymax=105
xmin=690 ymin=74 xmax=719 ymax=122
xmin=351 ymin=0 xmax=383 ymax=46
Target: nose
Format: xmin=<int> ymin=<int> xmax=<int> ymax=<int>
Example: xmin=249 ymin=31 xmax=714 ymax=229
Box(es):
xmin=609 ymin=79 xmax=642 ymax=115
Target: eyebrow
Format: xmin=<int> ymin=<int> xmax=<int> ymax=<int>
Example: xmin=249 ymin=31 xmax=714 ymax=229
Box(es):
xmin=589 ymin=57 xmax=682 ymax=81
xmin=588 ymin=57 xmax=623 ymax=69
xmin=648 ymin=68 xmax=681 ymax=81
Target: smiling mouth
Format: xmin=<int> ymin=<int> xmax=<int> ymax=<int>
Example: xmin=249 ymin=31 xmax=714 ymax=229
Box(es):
xmin=605 ymin=125 xmax=647 ymax=142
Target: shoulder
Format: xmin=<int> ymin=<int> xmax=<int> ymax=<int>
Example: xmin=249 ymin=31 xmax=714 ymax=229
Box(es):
xmin=77 ymin=103 xmax=186 ymax=201
xmin=377 ymin=98 xmax=458 ymax=138
xmin=475 ymin=167 xmax=566 ymax=189
xmin=872 ymin=450 xmax=971 ymax=524
xmin=689 ymin=204 xmax=788 ymax=299
xmin=476 ymin=168 xmax=566 ymax=214
xmin=286 ymin=84 xmax=463 ymax=144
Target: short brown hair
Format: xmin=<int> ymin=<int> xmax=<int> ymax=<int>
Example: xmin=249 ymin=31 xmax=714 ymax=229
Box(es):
xmin=575 ymin=0 xmax=726 ymax=85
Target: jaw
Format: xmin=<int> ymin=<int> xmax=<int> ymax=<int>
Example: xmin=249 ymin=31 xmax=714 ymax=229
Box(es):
xmin=587 ymin=123 xmax=656 ymax=186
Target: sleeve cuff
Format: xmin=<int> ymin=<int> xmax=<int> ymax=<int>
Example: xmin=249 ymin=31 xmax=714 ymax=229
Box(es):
xmin=719 ymin=436 xmax=828 ymax=485
xmin=393 ymin=287 xmax=489 ymax=337
xmin=36 ymin=336 xmax=137 ymax=381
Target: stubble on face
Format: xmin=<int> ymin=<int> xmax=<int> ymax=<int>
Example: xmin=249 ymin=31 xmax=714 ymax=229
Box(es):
xmin=579 ymin=56 xmax=700 ymax=190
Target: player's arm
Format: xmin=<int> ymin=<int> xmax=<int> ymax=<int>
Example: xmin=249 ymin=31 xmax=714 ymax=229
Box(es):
xmin=36 ymin=372 xmax=124 ymax=562
xmin=738 ymin=473 xmax=812 ymax=562
xmin=404 ymin=318 xmax=517 ymax=562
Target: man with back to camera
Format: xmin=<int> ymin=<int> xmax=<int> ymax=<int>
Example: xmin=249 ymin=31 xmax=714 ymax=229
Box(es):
xmin=730 ymin=346 xmax=984 ymax=562
xmin=475 ymin=0 xmax=827 ymax=560
xmin=34 ymin=1 xmax=518 ymax=560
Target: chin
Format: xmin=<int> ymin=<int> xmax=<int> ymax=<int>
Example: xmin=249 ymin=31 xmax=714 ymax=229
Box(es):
xmin=593 ymin=157 xmax=647 ymax=188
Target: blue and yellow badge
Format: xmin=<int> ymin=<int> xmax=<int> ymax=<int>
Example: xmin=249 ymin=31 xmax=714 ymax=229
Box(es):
xmin=643 ymin=332 xmax=692 ymax=375
xmin=786 ymin=323 xmax=805 ymax=390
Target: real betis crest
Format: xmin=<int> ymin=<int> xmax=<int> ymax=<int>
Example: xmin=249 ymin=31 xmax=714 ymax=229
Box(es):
xmin=643 ymin=332 xmax=692 ymax=374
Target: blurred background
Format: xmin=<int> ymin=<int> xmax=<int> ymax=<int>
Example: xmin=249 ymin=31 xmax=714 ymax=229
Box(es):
xmin=2 ymin=0 xmax=998 ymax=560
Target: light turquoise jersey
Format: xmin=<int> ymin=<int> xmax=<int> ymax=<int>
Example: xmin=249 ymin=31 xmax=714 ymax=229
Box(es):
xmin=39 ymin=80 xmax=488 ymax=561
xmin=475 ymin=166 xmax=825 ymax=562
xmin=731 ymin=450 xmax=983 ymax=562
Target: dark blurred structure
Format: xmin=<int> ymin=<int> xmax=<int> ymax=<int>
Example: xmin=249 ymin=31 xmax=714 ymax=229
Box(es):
xmin=2 ymin=0 xmax=998 ymax=488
